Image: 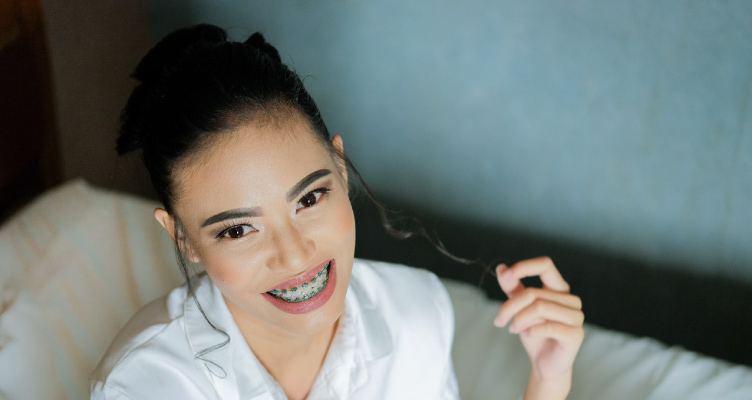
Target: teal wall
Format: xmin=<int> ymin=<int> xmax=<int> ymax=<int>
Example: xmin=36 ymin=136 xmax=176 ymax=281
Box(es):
xmin=147 ymin=1 xmax=752 ymax=282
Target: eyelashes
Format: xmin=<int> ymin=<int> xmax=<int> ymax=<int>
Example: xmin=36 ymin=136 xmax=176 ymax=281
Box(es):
xmin=213 ymin=186 xmax=332 ymax=240
xmin=296 ymin=186 xmax=331 ymax=210
xmin=214 ymin=220 xmax=255 ymax=240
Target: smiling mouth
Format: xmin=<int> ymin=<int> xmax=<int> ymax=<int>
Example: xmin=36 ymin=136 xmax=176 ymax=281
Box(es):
xmin=266 ymin=261 xmax=331 ymax=303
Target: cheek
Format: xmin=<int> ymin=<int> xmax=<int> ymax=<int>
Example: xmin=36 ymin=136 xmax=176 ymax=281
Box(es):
xmin=326 ymin=196 xmax=356 ymax=245
xmin=193 ymin=197 xmax=354 ymax=287
xmin=202 ymin=259 xmax=238 ymax=286
xmin=301 ymin=196 xmax=355 ymax=256
xmin=200 ymin=250 xmax=260 ymax=287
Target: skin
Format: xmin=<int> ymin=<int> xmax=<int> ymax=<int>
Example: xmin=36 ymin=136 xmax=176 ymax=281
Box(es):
xmin=495 ymin=257 xmax=585 ymax=399
xmin=152 ymin=113 xmax=584 ymax=399
xmin=155 ymin=114 xmax=355 ymax=400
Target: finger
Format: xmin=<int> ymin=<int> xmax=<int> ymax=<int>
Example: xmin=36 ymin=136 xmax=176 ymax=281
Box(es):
xmin=522 ymin=321 xmax=585 ymax=347
xmin=496 ymin=264 xmax=523 ymax=297
xmin=508 ymin=299 xmax=585 ymax=334
xmin=494 ymin=288 xmax=582 ymax=327
xmin=501 ymin=257 xmax=570 ymax=293
xmin=494 ymin=289 xmax=582 ymax=327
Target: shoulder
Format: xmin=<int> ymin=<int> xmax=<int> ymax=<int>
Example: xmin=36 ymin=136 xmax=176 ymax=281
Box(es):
xmin=352 ymin=258 xmax=453 ymax=306
xmin=346 ymin=259 xmax=458 ymax=398
xmin=89 ymin=283 xmax=216 ymax=399
xmin=351 ymin=258 xmax=455 ymax=339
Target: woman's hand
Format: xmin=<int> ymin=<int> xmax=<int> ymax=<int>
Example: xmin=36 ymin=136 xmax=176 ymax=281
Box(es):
xmin=493 ymin=257 xmax=584 ymax=400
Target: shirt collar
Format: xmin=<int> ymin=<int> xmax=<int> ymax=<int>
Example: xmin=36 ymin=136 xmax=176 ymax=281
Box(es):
xmin=183 ymin=260 xmax=394 ymax=399
xmin=308 ymin=266 xmax=393 ymax=399
xmin=184 ymin=275 xmax=278 ymax=399
xmin=346 ymin=267 xmax=393 ymax=361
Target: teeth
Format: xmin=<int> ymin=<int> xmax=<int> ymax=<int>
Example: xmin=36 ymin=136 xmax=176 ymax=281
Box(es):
xmin=268 ymin=262 xmax=330 ymax=302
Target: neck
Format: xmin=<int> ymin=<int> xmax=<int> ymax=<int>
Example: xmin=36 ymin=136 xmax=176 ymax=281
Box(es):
xmin=250 ymin=320 xmax=339 ymax=400
xmin=225 ymin=298 xmax=340 ymax=399
xmin=247 ymin=319 xmax=338 ymax=366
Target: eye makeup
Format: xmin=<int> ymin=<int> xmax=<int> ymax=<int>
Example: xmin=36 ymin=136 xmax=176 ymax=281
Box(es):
xmin=214 ymin=219 xmax=256 ymax=240
xmin=211 ymin=185 xmax=334 ymax=241
xmin=296 ymin=186 xmax=332 ymax=210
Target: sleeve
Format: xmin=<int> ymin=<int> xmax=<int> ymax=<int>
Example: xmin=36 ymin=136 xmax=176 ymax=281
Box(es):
xmin=440 ymin=357 xmax=461 ymax=400
xmin=89 ymin=353 xmax=221 ymax=400
xmin=435 ymin=274 xmax=461 ymax=400
xmin=90 ymin=382 xmax=137 ymax=400
xmin=90 ymin=376 xmax=219 ymax=400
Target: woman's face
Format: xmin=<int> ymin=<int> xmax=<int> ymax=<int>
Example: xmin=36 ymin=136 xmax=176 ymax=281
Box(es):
xmin=158 ymin=114 xmax=356 ymax=338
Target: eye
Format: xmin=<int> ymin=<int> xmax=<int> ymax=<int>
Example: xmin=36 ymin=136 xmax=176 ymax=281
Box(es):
xmin=296 ymin=188 xmax=330 ymax=211
xmin=217 ymin=224 xmax=255 ymax=239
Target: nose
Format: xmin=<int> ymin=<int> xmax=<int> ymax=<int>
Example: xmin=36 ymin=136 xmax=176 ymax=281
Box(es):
xmin=265 ymin=221 xmax=316 ymax=272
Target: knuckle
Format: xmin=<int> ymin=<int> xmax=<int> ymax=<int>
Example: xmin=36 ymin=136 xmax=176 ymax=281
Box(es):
xmin=575 ymin=310 xmax=585 ymax=325
xmin=522 ymin=289 xmax=539 ymax=304
xmin=537 ymin=256 xmax=554 ymax=267
xmin=571 ymin=295 xmax=583 ymax=309
xmin=542 ymin=322 xmax=557 ymax=335
xmin=532 ymin=298 xmax=548 ymax=313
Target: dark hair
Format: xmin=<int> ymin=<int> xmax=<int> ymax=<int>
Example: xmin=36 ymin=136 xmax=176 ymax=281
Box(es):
xmin=117 ymin=24 xmax=332 ymax=212
xmin=117 ymin=23 xmax=475 ymax=374
xmin=118 ymin=22 xmax=471 ymax=265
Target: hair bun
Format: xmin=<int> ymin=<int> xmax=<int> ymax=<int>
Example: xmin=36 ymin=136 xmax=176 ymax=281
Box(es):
xmin=117 ymin=24 xmax=228 ymax=155
xmin=133 ymin=23 xmax=227 ymax=84
xmin=244 ymin=32 xmax=282 ymax=64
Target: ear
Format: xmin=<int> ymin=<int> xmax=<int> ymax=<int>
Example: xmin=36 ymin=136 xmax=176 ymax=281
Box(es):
xmin=154 ymin=208 xmax=201 ymax=263
xmin=330 ymin=135 xmax=348 ymax=184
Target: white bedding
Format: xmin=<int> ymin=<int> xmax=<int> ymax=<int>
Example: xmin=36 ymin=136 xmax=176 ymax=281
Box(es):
xmin=445 ymin=279 xmax=752 ymax=399
xmin=1 ymin=180 xmax=751 ymax=399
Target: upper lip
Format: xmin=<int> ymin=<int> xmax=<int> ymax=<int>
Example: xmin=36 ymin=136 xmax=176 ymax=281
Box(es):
xmin=265 ymin=259 xmax=332 ymax=292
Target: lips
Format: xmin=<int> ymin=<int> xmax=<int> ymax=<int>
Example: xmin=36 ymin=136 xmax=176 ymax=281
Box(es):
xmin=267 ymin=261 xmax=330 ymax=302
xmin=261 ymin=259 xmax=338 ymax=314
xmin=265 ymin=259 xmax=332 ymax=293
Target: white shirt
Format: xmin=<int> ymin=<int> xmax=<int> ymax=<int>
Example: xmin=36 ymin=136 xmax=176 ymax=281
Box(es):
xmin=90 ymin=259 xmax=459 ymax=399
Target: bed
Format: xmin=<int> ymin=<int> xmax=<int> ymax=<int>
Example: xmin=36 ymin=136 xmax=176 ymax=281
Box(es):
xmin=2 ymin=0 xmax=752 ymax=398
xmin=1 ymin=180 xmax=751 ymax=399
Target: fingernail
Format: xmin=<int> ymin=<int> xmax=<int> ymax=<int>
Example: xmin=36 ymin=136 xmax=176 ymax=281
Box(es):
xmin=493 ymin=317 xmax=504 ymax=327
xmin=495 ymin=264 xmax=506 ymax=275
xmin=501 ymin=269 xmax=513 ymax=280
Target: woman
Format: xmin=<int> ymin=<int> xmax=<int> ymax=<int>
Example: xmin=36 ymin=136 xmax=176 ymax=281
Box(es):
xmin=90 ymin=24 xmax=584 ymax=399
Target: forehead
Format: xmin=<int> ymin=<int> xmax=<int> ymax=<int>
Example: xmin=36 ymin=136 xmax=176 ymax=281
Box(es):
xmin=172 ymin=115 xmax=333 ymax=221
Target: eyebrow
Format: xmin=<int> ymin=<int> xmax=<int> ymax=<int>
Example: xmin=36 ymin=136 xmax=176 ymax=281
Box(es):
xmin=285 ymin=169 xmax=332 ymax=202
xmin=201 ymin=208 xmax=262 ymax=228
xmin=200 ymin=169 xmax=332 ymax=229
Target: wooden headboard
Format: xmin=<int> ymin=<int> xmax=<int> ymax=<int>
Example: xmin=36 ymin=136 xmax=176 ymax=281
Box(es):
xmin=0 ymin=0 xmax=61 ymax=221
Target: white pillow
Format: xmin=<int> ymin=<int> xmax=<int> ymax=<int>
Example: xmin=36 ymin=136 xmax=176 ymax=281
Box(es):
xmin=2 ymin=180 xmax=751 ymax=399
xmin=0 ymin=180 xmax=182 ymax=400
xmin=443 ymin=278 xmax=752 ymax=399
